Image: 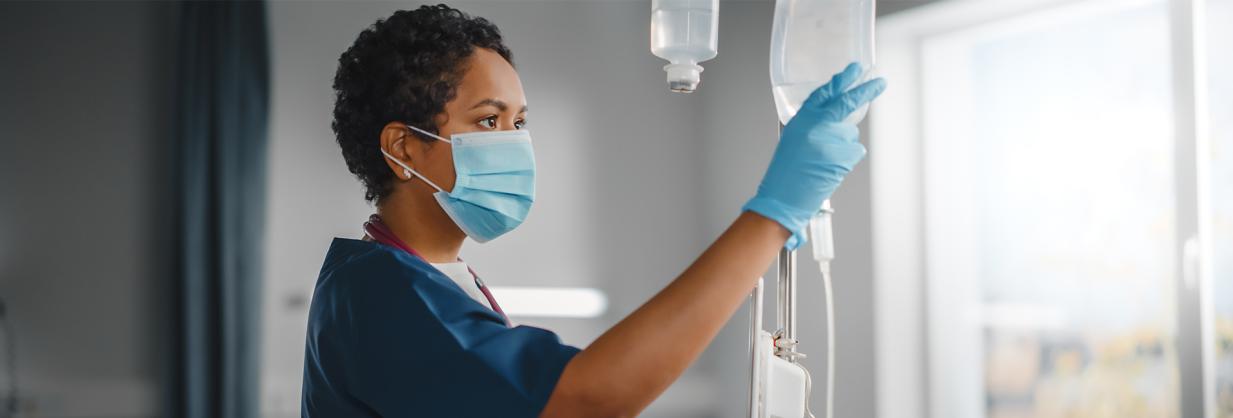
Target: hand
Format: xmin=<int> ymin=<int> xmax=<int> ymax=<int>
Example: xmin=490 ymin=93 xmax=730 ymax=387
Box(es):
xmin=743 ymin=62 xmax=887 ymax=250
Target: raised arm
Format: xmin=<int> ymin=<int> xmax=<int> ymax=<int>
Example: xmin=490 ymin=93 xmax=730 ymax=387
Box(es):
xmin=541 ymin=63 xmax=886 ymax=418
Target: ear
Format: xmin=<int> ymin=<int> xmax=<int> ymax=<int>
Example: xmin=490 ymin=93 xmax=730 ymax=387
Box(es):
xmin=379 ymin=121 xmax=413 ymax=180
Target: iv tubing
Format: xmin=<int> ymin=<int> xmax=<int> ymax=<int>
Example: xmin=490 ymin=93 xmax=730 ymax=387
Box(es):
xmin=821 ymin=265 xmax=834 ymax=418
xmin=808 ymin=202 xmax=836 ymax=418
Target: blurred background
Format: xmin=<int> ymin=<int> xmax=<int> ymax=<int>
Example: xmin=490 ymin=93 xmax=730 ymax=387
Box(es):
xmin=0 ymin=0 xmax=1229 ymax=417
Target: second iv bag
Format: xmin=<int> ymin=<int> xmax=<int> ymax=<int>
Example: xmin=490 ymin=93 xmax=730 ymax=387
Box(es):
xmin=770 ymin=0 xmax=876 ymax=124
xmin=651 ymin=0 xmax=719 ymax=93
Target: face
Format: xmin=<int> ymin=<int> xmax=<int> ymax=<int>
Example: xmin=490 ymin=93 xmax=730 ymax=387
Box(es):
xmin=380 ymin=47 xmax=527 ymax=196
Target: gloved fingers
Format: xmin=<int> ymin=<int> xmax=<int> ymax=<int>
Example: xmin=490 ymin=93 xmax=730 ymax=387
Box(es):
xmin=819 ymin=77 xmax=887 ymax=123
xmin=803 ymin=62 xmax=863 ymax=108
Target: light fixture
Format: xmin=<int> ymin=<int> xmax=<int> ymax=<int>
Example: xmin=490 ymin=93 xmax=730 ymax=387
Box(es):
xmin=488 ymin=287 xmax=608 ymax=318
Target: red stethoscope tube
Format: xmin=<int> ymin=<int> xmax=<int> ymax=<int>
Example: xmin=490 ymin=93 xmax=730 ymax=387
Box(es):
xmin=363 ymin=214 xmax=510 ymax=326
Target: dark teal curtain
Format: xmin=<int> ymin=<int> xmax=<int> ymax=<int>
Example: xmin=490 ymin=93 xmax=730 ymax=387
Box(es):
xmin=172 ymin=1 xmax=270 ymax=418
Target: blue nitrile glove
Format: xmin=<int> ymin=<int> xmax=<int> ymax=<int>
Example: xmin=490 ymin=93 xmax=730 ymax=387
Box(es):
xmin=743 ymin=62 xmax=887 ymax=250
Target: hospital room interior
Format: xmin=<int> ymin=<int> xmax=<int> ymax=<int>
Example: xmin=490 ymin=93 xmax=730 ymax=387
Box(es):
xmin=0 ymin=0 xmax=1230 ymax=417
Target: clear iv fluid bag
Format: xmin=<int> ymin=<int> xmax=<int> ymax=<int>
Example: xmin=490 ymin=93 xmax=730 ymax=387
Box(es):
xmin=770 ymin=0 xmax=876 ymax=124
xmin=651 ymin=0 xmax=719 ymax=93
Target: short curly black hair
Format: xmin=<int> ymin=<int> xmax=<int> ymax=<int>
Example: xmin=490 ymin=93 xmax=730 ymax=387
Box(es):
xmin=332 ymin=4 xmax=513 ymax=202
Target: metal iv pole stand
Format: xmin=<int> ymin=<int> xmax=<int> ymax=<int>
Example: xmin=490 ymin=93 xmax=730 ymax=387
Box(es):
xmin=775 ymin=123 xmax=802 ymax=362
xmin=776 ymin=245 xmax=799 ymax=359
xmin=748 ymin=124 xmax=811 ymax=418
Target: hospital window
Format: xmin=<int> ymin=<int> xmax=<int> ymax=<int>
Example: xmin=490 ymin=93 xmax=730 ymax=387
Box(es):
xmin=874 ymin=0 xmax=1229 ymax=416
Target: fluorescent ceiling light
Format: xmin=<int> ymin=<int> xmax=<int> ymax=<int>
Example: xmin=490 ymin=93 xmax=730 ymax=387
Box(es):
xmin=488 ymin=287 xmax=608 ymax=318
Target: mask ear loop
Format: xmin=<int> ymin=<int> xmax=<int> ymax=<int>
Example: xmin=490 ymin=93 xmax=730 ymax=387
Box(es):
xmin=404 ymin=124 xmax=452 ymax=144
xmin=380 ymin=134 xmax=446 ymax=192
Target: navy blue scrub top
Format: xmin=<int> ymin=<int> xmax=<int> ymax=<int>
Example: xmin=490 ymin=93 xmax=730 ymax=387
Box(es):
xmin=302 ymin=238 xmax=581 ymax=417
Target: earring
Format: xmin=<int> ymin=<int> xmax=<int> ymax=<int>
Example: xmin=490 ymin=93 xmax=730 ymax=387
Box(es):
xmin=402 ymin=168 xmax=412 ymax=179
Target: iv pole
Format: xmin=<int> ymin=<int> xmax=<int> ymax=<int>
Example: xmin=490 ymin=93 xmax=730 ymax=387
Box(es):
xmin=749 ymin=123 xmax=807 ymax=418
xmin=752 ymin=125 xmax=836 ymax=418
xmin=775 ymin=124 xmax=802 ymax=362
xmin=747 ymin=125 xmax=811 ymax=418
xmin=777 ymin=245 xmax=798 ymax=355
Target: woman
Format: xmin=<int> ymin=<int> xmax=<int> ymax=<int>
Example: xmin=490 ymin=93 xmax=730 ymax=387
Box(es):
xmin=301 ymin=4 xmax=885 ymax=417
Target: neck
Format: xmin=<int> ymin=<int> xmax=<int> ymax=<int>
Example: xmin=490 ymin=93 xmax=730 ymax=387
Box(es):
xmin=376 ymin=189 xmax=466 ymax=263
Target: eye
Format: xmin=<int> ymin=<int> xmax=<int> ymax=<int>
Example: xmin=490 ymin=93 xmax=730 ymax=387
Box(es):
xmin=478 ymin=116 xmax=497 ymax=129
xmin=514 ymin=119 xmax=527 ymax=130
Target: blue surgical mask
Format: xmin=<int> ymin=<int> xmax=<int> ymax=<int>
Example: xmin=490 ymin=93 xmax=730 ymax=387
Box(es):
xmin=380 ymin=125 xmax=536 ymax=243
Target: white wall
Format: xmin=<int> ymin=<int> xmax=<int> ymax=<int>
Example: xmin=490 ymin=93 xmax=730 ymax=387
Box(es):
xmin=263 ymin=1 xmax=880 ymax=417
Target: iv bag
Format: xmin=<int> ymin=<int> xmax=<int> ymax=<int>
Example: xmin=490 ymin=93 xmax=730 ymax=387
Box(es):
xmin=770 ymin=0 xmax=876 ymax=124
xmin=651 ymin=0 xmax=719 ymax=93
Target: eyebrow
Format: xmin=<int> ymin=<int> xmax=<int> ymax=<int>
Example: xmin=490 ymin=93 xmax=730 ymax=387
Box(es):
xmin=469 ymin=98 xmax=528 ymax=113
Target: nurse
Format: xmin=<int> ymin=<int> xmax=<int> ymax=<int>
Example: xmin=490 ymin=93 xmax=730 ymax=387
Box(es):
xmin=301 ymin=4 xmax=886 ymax=417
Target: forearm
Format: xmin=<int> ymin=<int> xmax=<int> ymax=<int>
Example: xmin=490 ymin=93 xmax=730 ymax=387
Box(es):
xmin=541 ymin=211 xmax=788 ymax=417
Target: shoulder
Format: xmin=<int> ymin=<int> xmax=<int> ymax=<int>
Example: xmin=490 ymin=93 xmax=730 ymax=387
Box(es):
xmin=318 ymin=237 xmax=432 ymax=285
xmin=307 ymin=239 xmax=434 ymax=334
xmin=312 ymin=238 xmax=449 ymax=304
